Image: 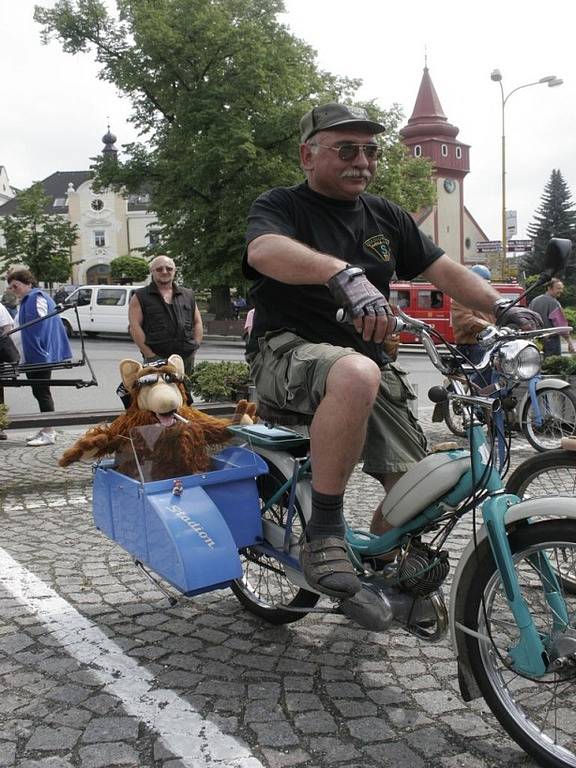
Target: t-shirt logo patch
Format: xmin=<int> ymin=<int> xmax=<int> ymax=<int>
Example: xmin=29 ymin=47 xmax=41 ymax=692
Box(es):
xmin=365 ymin=235 xmax=391 ymax=262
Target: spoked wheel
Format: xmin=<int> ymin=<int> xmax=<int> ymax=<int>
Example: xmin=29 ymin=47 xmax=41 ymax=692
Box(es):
xmin=230 ymin=460 xmax=319 ymax=624
xmin=521 ymin=387 xmax=576 ymax=452
xmin=443 ymin=387 xmax=468 ymax=438
xmin=506 ymin=450 xmax=576 ymax=500
xmin=463 ymin=521 xmax=576 ymax=767
xmin=505 ymin=451 xmax=576 ymax=594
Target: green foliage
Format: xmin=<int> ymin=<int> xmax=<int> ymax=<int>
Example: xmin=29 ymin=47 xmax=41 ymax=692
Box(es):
xmin=541 ymin=355 xmax=576 ymax=376
xmin=110 ymin=255 xmax=149 ymax=282
xmin=0 ymin=184 xmax=78 ymax=283
xmin=564 ymin=306 xmax=576 ymax=329
xmin=0 ymin=404 xmax=9 ymax=431
xmin=35 ymin=0 xmax=435 ymax=293
xmin=189 ymin=361 xmax=251 ymax=402
xmin=522 ymin=170 xmax=576 ymax=277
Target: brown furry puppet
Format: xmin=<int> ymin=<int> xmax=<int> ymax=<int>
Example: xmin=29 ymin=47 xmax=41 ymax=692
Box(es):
xmin=59 ymin=355 xmax=256 ymax=480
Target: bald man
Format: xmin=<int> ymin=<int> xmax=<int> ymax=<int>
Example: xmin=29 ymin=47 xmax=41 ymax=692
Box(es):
xmin=129 ymin=255 xmax=203 ymax=378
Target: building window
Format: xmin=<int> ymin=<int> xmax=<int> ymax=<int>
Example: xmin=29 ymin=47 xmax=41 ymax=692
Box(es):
xmin=94 ymin=230 xmax=106 ymax=247
xmin=91 ymin=199 xmax=104 ymax=211
xmin=414 ymin=145 xmax=422 ymax=157
xmin=465 ymin=237 xmax=471 ymax=249
xmin=53 ymin=197 xmax=66 ymax=207
xmin=148 ymin=229 xmax=161 ymax=246
xmin=441 ymin=144 xmax=448 ymax=157
xmin=456 ymin=146 xmax=462 ymax=159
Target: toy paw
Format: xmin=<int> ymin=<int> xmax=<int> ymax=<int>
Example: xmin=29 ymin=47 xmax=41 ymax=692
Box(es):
xmin=232 ymin=399 xmax=259 ymax=425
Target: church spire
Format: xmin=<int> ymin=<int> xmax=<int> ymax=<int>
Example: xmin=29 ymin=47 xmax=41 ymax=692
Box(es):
xmin=400 ymin=66 xmax=457 ymax=140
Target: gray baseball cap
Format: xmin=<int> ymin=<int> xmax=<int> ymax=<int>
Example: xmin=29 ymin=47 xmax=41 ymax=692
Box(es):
xmin=300 ymin=103 xmax=386 ymax=143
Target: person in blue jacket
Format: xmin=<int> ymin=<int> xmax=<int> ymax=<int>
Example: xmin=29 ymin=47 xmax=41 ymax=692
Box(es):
xmin=6 ymin=268 xmax=72 ymax=446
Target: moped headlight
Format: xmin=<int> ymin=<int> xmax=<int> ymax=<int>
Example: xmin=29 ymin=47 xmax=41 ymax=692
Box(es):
xmin=494 ymin=341 xmax=541 ymax=381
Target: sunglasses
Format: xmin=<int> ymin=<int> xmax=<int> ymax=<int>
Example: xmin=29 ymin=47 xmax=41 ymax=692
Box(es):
xmin=135 ymin=372 xmax=183 ymax=388
xmin=313 ymin=143 xmax=382 ymax=162
xmin=154 ymin=266 xmax=174 ymax=273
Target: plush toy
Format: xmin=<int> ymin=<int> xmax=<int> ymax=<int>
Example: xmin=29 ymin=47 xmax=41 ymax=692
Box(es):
xmin=59 ymin=355 xmax=257 ymax=480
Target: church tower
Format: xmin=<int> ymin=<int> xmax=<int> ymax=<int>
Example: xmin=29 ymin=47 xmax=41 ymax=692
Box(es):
xmin=400 ymin=66 xmax=487 ymax=263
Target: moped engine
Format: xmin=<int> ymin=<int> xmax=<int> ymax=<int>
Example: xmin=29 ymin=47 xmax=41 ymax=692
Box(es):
xmin=395 ymin=541 xmax=450 ymax=596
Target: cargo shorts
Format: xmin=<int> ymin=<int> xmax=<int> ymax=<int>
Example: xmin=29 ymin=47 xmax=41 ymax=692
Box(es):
xmin=248 ymin=330 xmax=427 ymax=476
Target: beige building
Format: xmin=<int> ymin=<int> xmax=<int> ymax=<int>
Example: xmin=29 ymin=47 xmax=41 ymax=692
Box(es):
xmin=400 ymin=67 xmax=489 ymax=265
xmin=0 ymin=166 xmax=17 ymax=205
xmin=0 ymin=130 xmax=158 ymax=284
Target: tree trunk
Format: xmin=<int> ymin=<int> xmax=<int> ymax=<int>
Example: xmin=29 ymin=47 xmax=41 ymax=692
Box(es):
xmin=209 ymin=285 xmax=232 ymax=319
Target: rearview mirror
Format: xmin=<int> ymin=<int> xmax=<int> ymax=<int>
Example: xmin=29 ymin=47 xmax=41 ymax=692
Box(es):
xmin=541 ymin=237 xmax=572 ymax=279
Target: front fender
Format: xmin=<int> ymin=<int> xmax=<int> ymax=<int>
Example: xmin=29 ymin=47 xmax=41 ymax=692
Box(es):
xmin=450 ymin=495 xmax=576 ymax=701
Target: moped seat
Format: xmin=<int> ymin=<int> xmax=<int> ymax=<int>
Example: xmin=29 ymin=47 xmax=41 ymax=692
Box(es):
xmin=380 ymin=449 xmax=471 ymax=527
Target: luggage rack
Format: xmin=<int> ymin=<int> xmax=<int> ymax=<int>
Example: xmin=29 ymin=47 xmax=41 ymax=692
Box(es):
xmin=0 ymin=303 xmax=97 ymax=389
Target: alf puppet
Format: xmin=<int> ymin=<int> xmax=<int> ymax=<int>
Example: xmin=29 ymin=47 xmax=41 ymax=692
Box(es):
xmin=59 ymin=355 xmax=256 ymax=480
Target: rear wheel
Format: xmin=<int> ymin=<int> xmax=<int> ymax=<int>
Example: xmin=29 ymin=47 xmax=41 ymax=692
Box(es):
xmin=230 ymin=460 xmax=318 ymax=624
xmin=463 ymin=521 xmax=576 ymax=767
xmin=521 ymin=386 xmax=576 ymax=452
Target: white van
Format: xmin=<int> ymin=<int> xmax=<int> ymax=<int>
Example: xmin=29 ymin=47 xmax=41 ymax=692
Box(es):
xmin=59 ymin=284 xmax=139 ymax=337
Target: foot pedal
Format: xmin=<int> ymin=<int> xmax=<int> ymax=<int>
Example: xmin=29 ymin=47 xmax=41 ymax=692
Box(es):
xmin=339 ymin=585 xmax=393 ymax=631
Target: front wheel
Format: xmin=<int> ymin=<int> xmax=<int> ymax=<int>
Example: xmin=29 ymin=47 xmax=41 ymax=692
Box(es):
xmin=230 ymin=459 xmax=319 ymax=624
xmin=463 ymin=520 xmax=576 ymax=767
xmin=443 ymin=382 xmax=469 ymax=437
xmin=521 ymin=386 xmax=576 ymax=452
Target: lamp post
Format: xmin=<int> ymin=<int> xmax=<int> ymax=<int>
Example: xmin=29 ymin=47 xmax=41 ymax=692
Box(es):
xmin=490 ymin=69 xmax=562 ymax=278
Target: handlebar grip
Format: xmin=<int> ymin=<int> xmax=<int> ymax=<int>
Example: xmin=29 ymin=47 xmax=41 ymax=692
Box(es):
xmin=428 ymin=386 xmax=448 ymax=404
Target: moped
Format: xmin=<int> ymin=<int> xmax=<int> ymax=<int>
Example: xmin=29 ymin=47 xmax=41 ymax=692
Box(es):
xmin=92 ymin=239 xmax=576 ymax=768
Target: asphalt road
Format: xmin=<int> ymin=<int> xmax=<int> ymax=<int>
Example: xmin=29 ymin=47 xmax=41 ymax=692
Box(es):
xmin=5 ymin=337 xmax=444 ymax=417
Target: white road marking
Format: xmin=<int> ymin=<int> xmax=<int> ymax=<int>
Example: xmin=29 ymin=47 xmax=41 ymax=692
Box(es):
xmin=0 ymin=548 xmax=263 ymax=767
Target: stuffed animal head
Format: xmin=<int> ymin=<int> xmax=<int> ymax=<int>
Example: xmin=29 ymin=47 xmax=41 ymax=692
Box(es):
xmin=120 ymin=355 xmax=187 ymax=427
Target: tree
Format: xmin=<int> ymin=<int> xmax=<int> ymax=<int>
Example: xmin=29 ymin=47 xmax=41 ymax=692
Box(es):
xmin=0 ymin=184 xmax=78 ymax=284
xmin=110 ymin=255 xmax=149 ymax=283
xmin=35 ymin=0 xmax=435 ymax=316
xmin=522 ymin=169 xmax=576 ymax=280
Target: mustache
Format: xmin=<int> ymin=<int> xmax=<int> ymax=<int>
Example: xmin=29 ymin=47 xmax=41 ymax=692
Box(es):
xmin=340 ymin=169 xmax=372 ymax=180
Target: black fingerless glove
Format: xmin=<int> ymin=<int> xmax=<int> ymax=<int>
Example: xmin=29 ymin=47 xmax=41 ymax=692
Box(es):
xmin=327 ymin=266 xmax=391 ymax=319
xmin=494 ymin=299 xmax=543 ymax=330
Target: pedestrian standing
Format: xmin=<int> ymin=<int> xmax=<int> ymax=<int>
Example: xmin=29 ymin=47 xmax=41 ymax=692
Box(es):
xmin=6 ymin=268 xmax=72 ymax=446
xmin=128 ymin=255 xmax=203 ymax=382
xmin=0 ymin=302 xmax=15 ymax=440
xmin=529 ymin=278 xmax=576 ymax=357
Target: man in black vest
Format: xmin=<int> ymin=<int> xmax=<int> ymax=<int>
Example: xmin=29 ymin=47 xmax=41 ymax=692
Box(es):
xmin=129 ymin=256 xmax=203 ymax=379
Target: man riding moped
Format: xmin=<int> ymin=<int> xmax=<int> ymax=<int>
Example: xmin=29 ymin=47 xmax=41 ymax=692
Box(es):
xmin=243 ymin=102 xmax=540 ymax=601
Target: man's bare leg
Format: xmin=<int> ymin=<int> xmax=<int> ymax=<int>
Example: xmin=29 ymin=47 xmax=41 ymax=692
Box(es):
xmin=369 ymin=472 xmax=403 ymax=536
xmin=301 ymin=354 xmax=381 ymax=598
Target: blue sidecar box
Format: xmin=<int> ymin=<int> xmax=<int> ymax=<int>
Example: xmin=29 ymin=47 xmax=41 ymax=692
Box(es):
xmin=92 ymin=446 xmax=268 ymax=596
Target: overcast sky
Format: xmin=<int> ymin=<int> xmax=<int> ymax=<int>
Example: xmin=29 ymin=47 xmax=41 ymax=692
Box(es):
xmin=3 ymin=0 xmax=575 ymax=243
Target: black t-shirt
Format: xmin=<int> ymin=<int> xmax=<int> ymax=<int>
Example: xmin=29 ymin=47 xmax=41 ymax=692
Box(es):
xmin=243 ymin=182 xmax=444 ymax=362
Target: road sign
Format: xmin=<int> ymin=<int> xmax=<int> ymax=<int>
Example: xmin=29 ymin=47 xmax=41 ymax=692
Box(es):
xmin=506 ymin=210 xmax=517 ymax=237
xmin=507 ymin=240 xmax=533 ymax=252
xmin=476 ymin=241 xmax=502 ymax=252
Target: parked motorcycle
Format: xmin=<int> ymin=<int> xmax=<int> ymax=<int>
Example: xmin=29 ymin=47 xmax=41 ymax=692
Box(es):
xmin=92 ymin=239 xmax=576 ymax=768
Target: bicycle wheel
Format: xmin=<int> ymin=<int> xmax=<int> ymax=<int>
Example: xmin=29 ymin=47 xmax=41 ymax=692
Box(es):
xmin=463 ymin=520 xmax=576 ymax=767
xmin=521 ymin=386 xmax=576 ymax=452
xmin=505 ymin=451 xmax=576 ymax=594
xmin=443 ymin=382 xmax=469 ymax=437
xmin=230 ymin=459 xmax=319 ymax=624
xmin=506 ymin=450 xmax=576 ymax=500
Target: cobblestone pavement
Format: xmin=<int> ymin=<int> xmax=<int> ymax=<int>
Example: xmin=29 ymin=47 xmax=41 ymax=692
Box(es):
xmin=0 ymin=412 xmax=549 ymax=767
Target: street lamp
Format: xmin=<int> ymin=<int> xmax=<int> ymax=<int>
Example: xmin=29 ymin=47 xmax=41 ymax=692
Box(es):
xmin=490 ymin=69 xmax=563 ymax=277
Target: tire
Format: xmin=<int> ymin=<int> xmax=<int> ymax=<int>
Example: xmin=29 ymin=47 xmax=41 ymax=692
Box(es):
xmin=505 ymin=450 xmax=576 ymax=500
xmin=230 ymin=459 xmax=319 ymax=624
xmin=463 ymin=520 xmax=576 ymax=767
xmin=443 ymin=382 xmax=469 ymax=437
xmin=521 ymin=386 xmax=576 ymax=452
xmin=62 ymin=319 xmax=73 ymax=338
xmin=505 ymin=451 xmax=576 ymax=594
